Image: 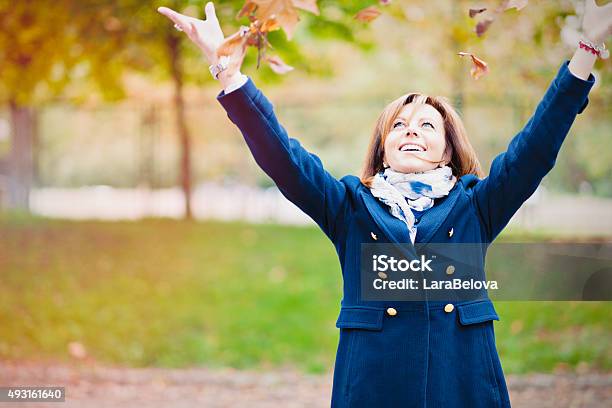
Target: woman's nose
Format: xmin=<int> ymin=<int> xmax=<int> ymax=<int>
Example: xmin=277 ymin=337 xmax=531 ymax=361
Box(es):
xmin=405 ymin=127 xmax=419 ymax=137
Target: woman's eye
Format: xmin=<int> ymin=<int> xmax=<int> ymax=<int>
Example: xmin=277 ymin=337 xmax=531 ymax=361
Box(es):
xmin=422 ymin=122 xmax=434 ymax=129
xmin=393 ymin=122 xmax=405 ymax=128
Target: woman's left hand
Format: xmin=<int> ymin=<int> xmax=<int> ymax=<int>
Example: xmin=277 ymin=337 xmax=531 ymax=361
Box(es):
xmin=582 ymin=0 xmax=612 ymax=45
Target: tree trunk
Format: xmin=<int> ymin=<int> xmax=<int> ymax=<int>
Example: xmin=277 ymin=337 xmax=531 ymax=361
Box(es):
xmin=7 ymin=99 xmax=36 ymax=211
xmin=167 ymin=31 xmax=193 ymax=220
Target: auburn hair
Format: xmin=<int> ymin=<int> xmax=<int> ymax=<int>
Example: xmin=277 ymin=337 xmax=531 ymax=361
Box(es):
xmin=360 ymin=92 xmax=484 ymax=187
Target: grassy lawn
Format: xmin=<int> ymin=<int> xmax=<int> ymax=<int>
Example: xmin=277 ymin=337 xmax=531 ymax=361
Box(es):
xmin=0 ymin=213 xmax=610 ymax=374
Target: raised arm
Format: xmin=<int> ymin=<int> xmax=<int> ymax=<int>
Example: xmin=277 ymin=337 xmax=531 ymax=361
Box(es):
xmin=472 ymin=1 xmax=609 ymax=242
xmin=472 ymin=59 xmax=594 ymax=243
xmin=158 ymin=1 xmax=349 ymax=241
xmin=216 ymin=77 xmax=349 ymax=241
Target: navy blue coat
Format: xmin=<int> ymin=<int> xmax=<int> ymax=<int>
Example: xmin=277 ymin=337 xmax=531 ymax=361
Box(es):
xmin=217 ymin=60 xmax=594 ymax=407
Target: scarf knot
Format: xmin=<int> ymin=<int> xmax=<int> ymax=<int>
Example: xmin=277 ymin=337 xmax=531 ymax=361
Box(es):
xmin=369 ymin=166 xmax=457 ymax=244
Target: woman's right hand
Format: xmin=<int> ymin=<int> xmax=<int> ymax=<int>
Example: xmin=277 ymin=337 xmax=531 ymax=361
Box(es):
xmin=158 ymin=1 xmax=240 ymax=69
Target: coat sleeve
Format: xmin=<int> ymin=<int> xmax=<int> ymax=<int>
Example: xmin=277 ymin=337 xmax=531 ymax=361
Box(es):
xmin=216 ymin=77 xmax=349 ymax=242
xmin=472 ymin=60 xmax=595 ymax=243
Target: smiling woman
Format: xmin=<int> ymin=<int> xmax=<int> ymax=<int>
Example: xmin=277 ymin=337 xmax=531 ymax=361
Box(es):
xmin=361 ymin=92 xmax=484 ymax=185
xmin=157 ymin=1 xmax=609 ymax=407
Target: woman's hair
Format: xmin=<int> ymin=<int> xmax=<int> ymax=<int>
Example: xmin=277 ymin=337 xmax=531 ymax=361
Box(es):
xmin=360 ymin=92 xmax=484 ymax=187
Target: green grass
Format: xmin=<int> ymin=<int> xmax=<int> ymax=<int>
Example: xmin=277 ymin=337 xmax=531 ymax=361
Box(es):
xmin=0 ymin=213 xmax=610 ymax=374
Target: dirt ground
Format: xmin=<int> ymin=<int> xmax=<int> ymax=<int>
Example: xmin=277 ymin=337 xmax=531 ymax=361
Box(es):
xmin=0 ymin=361 xmax=610 ymax=407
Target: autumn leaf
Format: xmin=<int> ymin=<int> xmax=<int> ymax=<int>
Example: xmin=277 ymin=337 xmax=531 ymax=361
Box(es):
xmin=232 ymin=1 xmax=320 ymax=72
xmin=475 ymin=18 xmax=494 ymax=37
xmin=458 ymin=52 xmax=489 ymax=80
xmin=354 ymin=6 xmax=381 ymax=22
xmin=469 ymin=7 xmax=487 ymax=18
xmin=217 ymin=25 xmax=251 ymax=58
xmin=266 ymin=55 xmax=294 ymax=74
xmin=260 ymin=16 xmax=281 ymax=33
xmin=238 ymin=0 xmax=319 ymax=40
xmin=238 ymin=1 xmax=257 ymax=18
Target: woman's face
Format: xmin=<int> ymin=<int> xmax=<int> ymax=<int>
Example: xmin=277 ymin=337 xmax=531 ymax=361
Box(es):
xmin=383 ymin=102 xmax=451 ymax=173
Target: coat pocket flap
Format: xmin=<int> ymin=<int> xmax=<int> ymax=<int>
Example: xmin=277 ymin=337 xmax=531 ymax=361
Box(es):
xmin=336 ymin=306 xmax=384 ymax=331
xmin=457 ymin=300 xmax=500 ymax=325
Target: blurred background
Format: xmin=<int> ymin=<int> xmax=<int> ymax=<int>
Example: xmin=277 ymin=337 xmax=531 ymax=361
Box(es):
xmin=0 ymin=0 xmax=610 ymax=406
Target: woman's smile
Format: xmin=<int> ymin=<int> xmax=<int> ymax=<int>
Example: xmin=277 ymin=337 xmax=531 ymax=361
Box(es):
xmin=398 ymin=142 xmax=427 ymax=152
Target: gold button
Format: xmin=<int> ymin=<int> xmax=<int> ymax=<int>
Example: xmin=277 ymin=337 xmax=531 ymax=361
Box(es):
xmin=446 ymin=265 xmax=455 ymax=275
xmin=444 ymin=303 xmax=454 ymax=313
xmin=378 ymin=272 xmax=388 ymax=279
xmin=448 ymin=227 xmax=454 ymax=238
xmin=386 ymin=307 xmax=397 ymax=316
xmin=370 ymin=232 xmax=378 ymax=240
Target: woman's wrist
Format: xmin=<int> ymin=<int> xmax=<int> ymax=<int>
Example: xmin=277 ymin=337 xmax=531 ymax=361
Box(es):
xmin=218 ymin=70 xmax=244 ymax=90
xmin=568 ymin=44 xmax=597 ymax=81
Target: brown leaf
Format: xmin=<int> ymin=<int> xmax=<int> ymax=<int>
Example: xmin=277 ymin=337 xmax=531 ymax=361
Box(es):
xmin=217 ymin=26 xmax=251 ymax=57
xmin=266 ymin=55 xmax=294 ymax=74
xmin=475 ymin=18 xmax=494 ymax=37
xmin=238 ymin=2 xmax=257 ymax=18
xmin=469 ymin=7 xmax=487 ymax=18
xmin=457 ymin=52 xmax=489 ymax=80
xmin=501 ymin=0 xmax=528 ymax=12
xmin=354 ymin=6 xmax=381 ymax=22
xmin=238 ymin=0 xmax=319 ymax=40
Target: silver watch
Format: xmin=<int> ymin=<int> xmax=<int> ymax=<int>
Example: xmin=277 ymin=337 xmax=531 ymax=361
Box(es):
xmin=209 ymin=56 xmax=230 ymax=80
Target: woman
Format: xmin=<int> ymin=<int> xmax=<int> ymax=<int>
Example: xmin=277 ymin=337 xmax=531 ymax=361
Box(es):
xmin=159 ymin=2 xmax=610 ymax=406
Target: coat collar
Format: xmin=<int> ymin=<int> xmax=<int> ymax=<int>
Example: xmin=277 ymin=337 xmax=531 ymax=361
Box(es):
xmin=360 ymin=181 xmax=462 ymax=245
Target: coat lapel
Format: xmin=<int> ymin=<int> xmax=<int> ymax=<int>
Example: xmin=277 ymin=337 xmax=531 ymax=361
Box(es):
xmin=360 ymin=182 xmax=461 ymax=246
xmin=415 ymin=184 xmax=461 ymax=244
xmin=361 ymin=189 xmax=411 ymax=244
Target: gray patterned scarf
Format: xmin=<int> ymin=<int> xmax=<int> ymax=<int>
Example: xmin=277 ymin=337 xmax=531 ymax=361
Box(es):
xmin=370 ymin=166 xmax=457 ymax=243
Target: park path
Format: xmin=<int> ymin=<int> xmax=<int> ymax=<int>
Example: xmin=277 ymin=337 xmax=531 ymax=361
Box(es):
xmin=1 ymin=361 xmax=611 ymax=407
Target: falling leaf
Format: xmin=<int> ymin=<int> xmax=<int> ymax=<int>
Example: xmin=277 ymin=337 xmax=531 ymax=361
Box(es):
xmin=457 ymin=52 xmax=489 ymax=80
xmin=475 ymin=18 xmax=494 ymax=37
xmin=354 ymin=6 xmax=382 ymax=22
xmin=501 ymin=0 xmax=528 ymax=11
xmin=469 ymin=7 xmax=487 ymax=18
xmin=266 ymin=55 xmax=294 ymax=74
